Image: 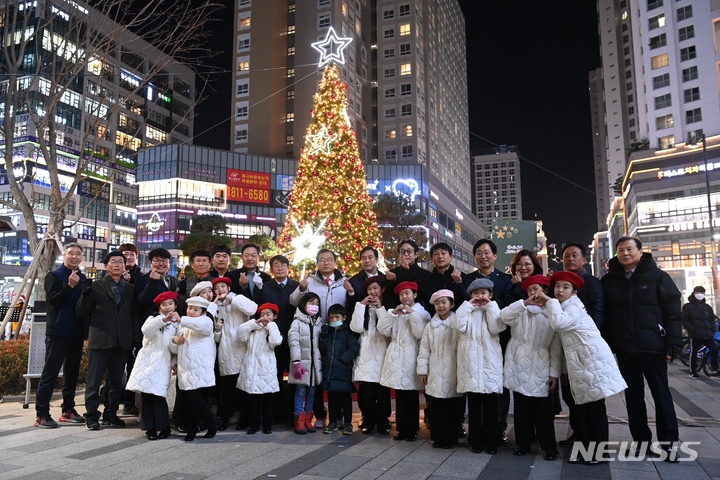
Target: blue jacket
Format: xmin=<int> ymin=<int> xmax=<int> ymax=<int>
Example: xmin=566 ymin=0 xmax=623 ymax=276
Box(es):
xmin=44 ymin=265 xmax=86 ymax=338
xmin=319 ymin=321 xmax=359 ymax=393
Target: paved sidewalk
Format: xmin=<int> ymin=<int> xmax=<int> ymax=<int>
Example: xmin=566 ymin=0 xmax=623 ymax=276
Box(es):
xmin=0 ymin=360 xmax=718 ymax=480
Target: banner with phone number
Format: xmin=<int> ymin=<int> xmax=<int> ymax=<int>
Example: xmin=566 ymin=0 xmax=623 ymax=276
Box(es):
xmin=227 ymin=169 xmax=271 ymax=204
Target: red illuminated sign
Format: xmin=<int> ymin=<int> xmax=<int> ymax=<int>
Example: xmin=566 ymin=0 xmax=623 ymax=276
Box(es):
xmin=227 ymin=169 xmax=271 ymax=203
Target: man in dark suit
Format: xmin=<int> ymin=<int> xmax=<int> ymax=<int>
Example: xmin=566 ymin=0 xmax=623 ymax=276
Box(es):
xmin=228 ymin=243 xmax=271 ymax=305
xmin=209 ymin=244 xmax=233 ymax=278
xmin=136 ymin=248 xmax=178 ymax=321
xmin=262 ymin=255 xmax=300 ymax=423
xmin=344 ymin=246 xmax=385 ymax=315
xmin=77 ymin=251 xmax=140 ymax=431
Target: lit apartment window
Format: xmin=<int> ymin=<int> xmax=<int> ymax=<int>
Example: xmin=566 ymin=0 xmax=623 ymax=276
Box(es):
xmin=287 ymin=46 xmax=295 ymax=56
xmin=658 ymin=134 xmax=674 ymax=149
xmin=286 ymin=90 xmax=294 ymax=99
xmin=677 ymin=5 xmax=692 ymax=21
xmin=239 ymin=16 xmax=250 ymax=28
xmin=680 ymin=46 xmax=696 ymax=61
xmin=238 ymin=60 xmax=249 ymax=71
xmin=655 ymin=114 xmax=673 ymax=129
xmin=678 ymin=26 xmax=694 ymax=41
xmin=287 ymin=25 xmax=295 ymax=34
xmin=385 ymin=129 xmax=396 ymax=139
xmin=683 ymin=87 xmax=700 ymax=103
xmin=402 ymin=125 xmax=412 ymax=136
xmin=401 ymin=104 xmax=412 ymax=116
xmin=399 ymin=23 xmax=411 ymax=36
xmin=286 ymin=112 xmax=294 ymax=122
xmin=288 ymin=4 xmax=295 ymax=13
xmin=686 ymin=108 xmax=702 ymax=123
xmin=399 ymin=4 xmax=410 ymax=16
xmin=286 ymin=135 xmax=294 ymax=145
xmin=648 ymin=14 xmax=665 ymax=30
xmin=650 ymin=53 xmax=668 ymax=69
xmin=287 ymin=68 xmax=295 ymax=78
xmin=654 ymin=94 xmax=671 ymax=109
xmin=400 ymin=63 xmax=411 ymax=75
xmin=652 ymin=73 xmax=670 ymax=89
xmin=682 ymin=66 xmax=698 ymax=82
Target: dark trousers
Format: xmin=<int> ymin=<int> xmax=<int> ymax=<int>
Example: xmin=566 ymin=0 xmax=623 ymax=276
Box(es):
xmin=428 ymin=396 xmax=464 ymax=446
xmin=217 ymin=373 xmax=239 ymax=419
xmin=467 ymin=392 xmax=501 ymax=449
xmin=36 ymin=336 xmax=84 ymax=416
xmin=123 ymin=349 xmax=137 ymax=407
xmin=616 ymin=352 xmax=679 ymax=443
xmin=560 ymin=377 xmax=577 ymax=432
xmin=85 ymin=347 xmax=128 ymax=421
xmin=358 ymin=381 xmax=390 ymax=429
xmin=248 ymin=392 xmax=273 ymax=431
xmin=328 ymin=391 xmax=352 ymax=424
xmin=141 ymin=393 xmax=170 ymax=433
xmin=313 ymin=385 xmax=327 ymax=420
xmin=498 ymin=387 xmax=510 ymax=433
xmin=513 ymin=391 xmax=557 ymax=454
xmin=171 ymin=377 xmax=187 ymax=430
xmin=574 ymin=399 xmax=609 ymax=461
xmin=394 ymin=389 xmax=420 ymax=435
xmin=182 ymin=388 xmax=216 ymax=435
xmin=691 ymin=338 xmax=719 ymax=374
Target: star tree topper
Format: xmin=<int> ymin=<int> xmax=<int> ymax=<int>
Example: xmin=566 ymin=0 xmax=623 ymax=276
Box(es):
xmin=290 ymin=218 xmax=328 ymax=265
xmin=305 ymin=126 xmax=334 ymax=155
xmin=312 ymin=27 xmax=353 ymax=67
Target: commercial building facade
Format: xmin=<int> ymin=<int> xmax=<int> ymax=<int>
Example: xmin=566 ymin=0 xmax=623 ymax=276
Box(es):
xmin=470 ymin=146 xmax=523 ymax=232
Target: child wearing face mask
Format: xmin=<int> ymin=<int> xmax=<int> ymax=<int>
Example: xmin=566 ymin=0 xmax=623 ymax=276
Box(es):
xmin=288 ymin=292 xmax=323 ymax=434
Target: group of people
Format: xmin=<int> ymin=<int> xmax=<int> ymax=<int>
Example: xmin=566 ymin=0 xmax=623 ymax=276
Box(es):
xmin=33 ymin=234 xmax=695 ymax=464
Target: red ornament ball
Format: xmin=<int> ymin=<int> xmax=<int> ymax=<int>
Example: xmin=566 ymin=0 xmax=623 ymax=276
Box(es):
xmin=315 ymin=199 xmax=322 ymax=204
xmin=324 ymin=231 xmax=331 ymax=238
xmin=333 ymin=188 xmax=340 ymax=195
xmin=355 ymin=219 xmax=362 ymax=225
xmin=340 ymin=206 xmax=346 ymax=212
xmin=310 ymin=211 xmax=317 ymax=218
xmin=354 ymin=243 xmax=361 ymax=250
xmin=327 ymin=112 xmax=333 ymax=118
xmin=353 ymin=232 xmax=360 ymax=238
xmin=344 ymin=254 xmax=352 ymax=261
xmin=344 ymin=224 xmax=351 ymax=230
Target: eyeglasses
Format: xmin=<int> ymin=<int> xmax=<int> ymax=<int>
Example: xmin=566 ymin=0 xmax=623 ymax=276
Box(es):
xmin=399 ymin=249 xmax=415 ymax=255
xmin=107 ymin=259 xmax=125 ymax=265
xmin=151 ymin=258 xmax=170 ymax=264
xmin=516 ymin=262 xmax=534 ymax=268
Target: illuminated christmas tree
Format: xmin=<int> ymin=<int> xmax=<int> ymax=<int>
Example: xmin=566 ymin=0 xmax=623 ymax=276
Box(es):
xmin=279 ymin=63 xmax=378 ymax=274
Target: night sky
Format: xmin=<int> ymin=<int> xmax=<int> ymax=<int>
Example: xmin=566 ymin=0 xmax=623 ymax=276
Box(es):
xmin=193 ymin=1 xmax=601 ymax=264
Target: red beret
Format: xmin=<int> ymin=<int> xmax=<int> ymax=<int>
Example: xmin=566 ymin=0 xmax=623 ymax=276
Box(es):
xmin=521 ymin=274 xmax=551 ymax=291
xmin=257 ymin=302 xmax=279 ymax=315
xmin=212 ymin=276 xmax=232 ymax=287
xmin=153 ymin=291 xmax=178 ymax=305
xmin=394 ymin=281 xmax=418 ymax=294
xmin=362 ymin=275 xmax=385 ymax=291
xmin=550 ymin=271 xmax=585 ymax=290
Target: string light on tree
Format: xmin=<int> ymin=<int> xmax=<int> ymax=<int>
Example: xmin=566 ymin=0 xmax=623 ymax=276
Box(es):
xmin=278 ymin=63 xmax=378 ymax=274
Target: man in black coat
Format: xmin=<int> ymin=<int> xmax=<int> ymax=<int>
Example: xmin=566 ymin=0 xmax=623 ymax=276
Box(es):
xmin=461 ymin=239 xmax=514 ymax=308
xmin=77 ymin=251 xmax=140 ymax=431
xmin=176 ymin=249 xmax=213 ymax=315
xmin=118 ymin=243 xmax=142 ymax=284
xmin=383 ymin=239 xmax=430 ymax=308
xmin=417 ymin=242 xmax=466 ymax=317
xmin=682 ymin=286 xmax=718 ymax=377
xmin=34 ymin=243 xmax=87 ymax=428
xmin=136 ymin=248 xmax=178 ymax=321
xmin=602 ymin=236 xmax=682 ymax=460
xmin=262 ymin=255 xmax=300 ymax=423
xmin=228 ymin=243 xmax=271 ymax=305
xmin=345 ymin=246 xmax=385 ymax=315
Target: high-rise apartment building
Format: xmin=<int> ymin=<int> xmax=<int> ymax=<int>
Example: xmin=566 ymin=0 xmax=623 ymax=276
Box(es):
xmin=0 ymin=0 xmax=194 ymax=269
xmin=593 ymin=0 xmax=720 ymax=229
xmin=470 ymin=146 xmax=522 ymax=231
xmin=231 ymin=0 xmax=471 ymax=207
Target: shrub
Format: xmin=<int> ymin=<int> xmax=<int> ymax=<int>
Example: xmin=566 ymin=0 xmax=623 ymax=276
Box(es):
xmin=0 ymin=338 xmax=89 ymax=396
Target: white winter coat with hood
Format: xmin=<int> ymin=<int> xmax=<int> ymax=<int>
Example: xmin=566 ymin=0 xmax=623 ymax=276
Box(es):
xmin=451 ymin=300 xmax=505 ymax=394
xmin=289 ymin=269 xmax=347 ymax=321
xmin=417 ymin=313 xmax=461 ymax=399
xmin=500 ymin=300 xmax=562 ymax=397
xmin=547 ymin=296 xmax=627 ymax=404
xmin=288 ymin=310 xmax=323 ymax=386
xmin=170 ymin=314 xmax=216 ymax=390
xmin=236 ymin=320 xmax=283 ymax=394
xmin=378 ymin=303 xmax=431 ymax=390
xmin=350 ymin=303 xmax=389 ymax=383
xmin=214 ymin=293 xmax=258 ymax=376
xmin=126 ymin=314 xmax=178 ymax=397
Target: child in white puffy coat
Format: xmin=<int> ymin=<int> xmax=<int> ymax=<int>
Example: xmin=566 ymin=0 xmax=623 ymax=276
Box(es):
xmin=350 ymin=275 xmax=390 ymax=435
xmin=547 ymin=271 xmax=627 ymax=464
xmin=500 ymin=275 xmax=561 ymax=460
xmin=236 ymin=302 xmax=283 ymax=434
xmin=211 ymin=276 xmax=257 ymax=430
xmin=417 ymin=289 xmax=463 ymax=449
xmin=451 ymin=278 xmax=506 ymax=455
xmin=170 ymin=295 xmax=217 ymax=442
xmin=126 ymin=291 xmax=180 ymax=441
xmin=288 ymin=292 xmax=323 ymax=434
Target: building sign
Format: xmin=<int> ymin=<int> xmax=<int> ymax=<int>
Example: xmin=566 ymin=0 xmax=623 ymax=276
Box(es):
xmin=76 ymin=178 xmax=110 ymax=201
xmin=227 ymin=169 xmax=271 ymax=204
xmin=491 ymin=220 xmax=538 ymax=270
xmin=366 ymin=177 xmax=425 ymax=202
xmin=658 ymin=161 xmax=720 ymax=179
